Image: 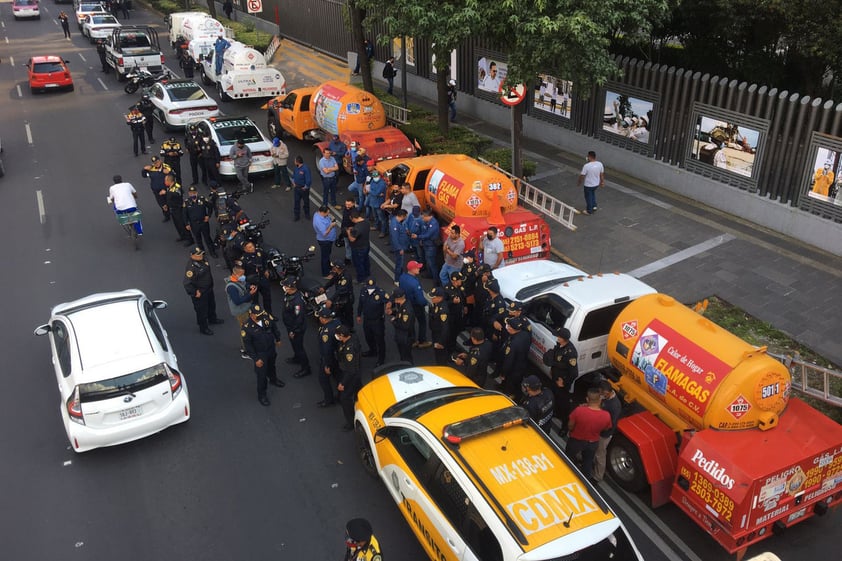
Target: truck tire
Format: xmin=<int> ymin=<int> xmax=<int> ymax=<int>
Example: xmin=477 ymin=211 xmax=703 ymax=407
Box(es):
xmin=267 ymin=115 xmax=281 ymax=139
xmin=217 ymin=83 xmax=231 ymax=102
xmin=200 ymin=68 xmax=212 ymax=86
xmin=116 ymin=69 xmax=126 ymax=82
xmin=606 ymin=434 xmax=648 ymax=492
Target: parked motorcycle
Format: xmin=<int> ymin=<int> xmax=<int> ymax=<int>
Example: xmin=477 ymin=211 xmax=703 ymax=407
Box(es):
xmin=124 ymin=68 xmax=171 ymax=94
xmin=237 ymin=210 xmax=270 ymax=247
xmin=266 ymin=245 xmax=316 ymax=282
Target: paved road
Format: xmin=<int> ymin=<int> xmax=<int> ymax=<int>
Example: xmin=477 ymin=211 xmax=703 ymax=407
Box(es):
xmin=0 ymin=5 xmax=837 ymax=561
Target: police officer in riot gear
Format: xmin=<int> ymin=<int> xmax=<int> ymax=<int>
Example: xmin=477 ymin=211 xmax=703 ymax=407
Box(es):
xmin=322 ymin=260 xmax=354 ymax=328
xmin=160 ymin=136 xmax=184 ymax=184
xmin=356 ymin=278 xmax=388 ymax=366
xmin=281 ymin=277 xmax=311 ymax=377
xmin=315 ymin=306 xmax=341 ymax=407
xmin=543 ymin=327 xmax=579 ymax=435
xmin=184 ymin=186 xmax=216 ymax=257
xmin=183 ymin=247 xmax=224 ymax=335
xmin=242 ymin=304 xmax=285 ymax=406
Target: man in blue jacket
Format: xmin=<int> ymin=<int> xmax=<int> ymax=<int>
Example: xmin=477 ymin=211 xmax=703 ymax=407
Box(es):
xmin=364 ymin=169 xmax=387 ymax=232
xmin=414 ymin=209 xmax=441 ymax=284
xmin=389 ymin=209 xmax=410 ymax=283
xmin=292 ymin=155 xmax=312 ymax=221
xmin=399 ymin=261 xmax=432 ymax=348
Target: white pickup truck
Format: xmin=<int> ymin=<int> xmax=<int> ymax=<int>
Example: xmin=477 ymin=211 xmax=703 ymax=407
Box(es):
xmin=198 ymin=40 xmax=285 ymax=101
xmin=105 ymin=26 xmax=164 ymax=81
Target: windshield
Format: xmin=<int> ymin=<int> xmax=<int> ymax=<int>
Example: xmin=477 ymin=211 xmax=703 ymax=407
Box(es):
xmin=33 ymin=62 xmax=64 ymax=74
xmin=383 ymin=387 xmax=488 ymax=420
xmin=80 ymin=4 xmax=104 ymax=11
xmin=17 ymin=0 xmax=38 ymax=6
xmin=165 ymin=83 xmax=207 ymax=101
xmin=91 ymin=15 xmax=117 ymax=24
xmin=78 ymin=363 xmax=168 ymax=402
xmin=212 ymin=121 xmax=262 ymax=145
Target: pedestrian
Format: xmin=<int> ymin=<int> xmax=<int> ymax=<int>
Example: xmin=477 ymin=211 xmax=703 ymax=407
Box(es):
xmin=270 ymin=137 xmax=291 ymax=190
xmin=225 ymin=262 xmax=258 ymax=359
xmin=120 ymin=0 xmax=129 ymax=19
xmin=543 ymin=327 xmax=579 ymax=435
xmin=178 ymin=44 xmax=194 ymax=78
xmin=58 ymin=12 xmax=71 ymax=39
xmin=126 ymin=105 xmax=147 ymax=157
xmin=439 ymin=225 xmax=465 ymax=286
xmin=241 ymin=240 xmax=272 ymax=314
xmin=230 ymin=138 xmax=253 ymax=193
xmin=183 ymin=246 xmax=224 ymax=335
xmin=184 ymin=124 xmax=203 ymax=186
xmin=428 ymin=286 xmax=451 ymax=365
xmin=348 ymin=150 xmax=368 ymax=209
xmin=566 ymin=387 xmax=612 ymax=480
xmin=454 ymin=328 xmax=493 ymax=387
xmin=389 ymin=288 xmax=415 ymax=364
xmin=389 ymin=209 xmax=410 ymax=283
xmin=137 ymin=94 xmax=156 ymax=143
xmin=593 ymin=380 xmax=621 ymax=482
xmin=399 ymin=183 xmax=419 ymax=214
xmin=199 ymin=134 xmax=221 ymax=187
xmin=521 ymin=375 xmax=555 ymax=434
xmin=447 ymin=79 xmax=457 ymax=122
xmin=160 ymin=137 xmax=184 ymax=184
xmin=183 ymin=185 xmax=216 ymax=255
xmin=292 ymin=155 xmax=312 ymax=221
xmin=222 ymin=0 xmax=233 ymax=20
xmin=340 ymin=197 xmax=356 ymax=263
xmin=328 ymin=134 xmax=347 ymax=165
xmin=111 ymin=0 xmax=121 ymax=18
xmin=499 ymin=316 xmax=531 ymax=399
xmin=141 ymin=156 xmax=172 ymax=221
xmin=346 ymin=211 xmax=371 ymax=282
xmin=164 ymin=174 xmax=192 ymax=245
xmin=344 ymin=518 xmax=381 ymax=561
xmin=481 ymin=226 xmax=505 ymax=270
xmin=352 ymin=38 xmax=374 ymax=75
xmin=313 ymin=205 xmax=338 ymax=276
xmin=281 ymin=277 xmax=312 ymax=378
xmin=364 ymin=169 xmax=387 ymax=233
xmin=383 ymin=57 xmax=397 ymax=95
xmin=315 ymin=306 xmax=341 ymax=408
xmin=578 ymin=150 xmax=604 ymax=215
xmin=242 ymin=304 xmax=285 ymax=406
xmin=107 ymin=174 xmax=143 ymax=236
xmin=96 ymin=39 xmax=109 ymax=72
xmin=323 ymin=260 xmax=354 ymax=328
xmin=398 ymin=261 xmax=431 ymax=348
xmin=414 ymin=209 xmax=441 ymax=284
xmin=335 ymin=325 xmax=361 ymax=431
xmin=357 ymin=278 xmax=388 ymax=366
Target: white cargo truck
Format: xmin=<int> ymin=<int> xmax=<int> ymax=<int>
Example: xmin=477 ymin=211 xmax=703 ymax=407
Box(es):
xmin=198 ymin=41 xmax=286 ymax=101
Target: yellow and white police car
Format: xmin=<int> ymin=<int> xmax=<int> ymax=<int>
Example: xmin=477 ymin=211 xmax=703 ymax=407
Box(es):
xmin=354 ymin=365 xmax=644 ymax=561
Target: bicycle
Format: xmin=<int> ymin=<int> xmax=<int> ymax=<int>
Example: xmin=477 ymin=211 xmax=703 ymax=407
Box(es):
xmin=116 ymin=209 xmax=143 ymax=250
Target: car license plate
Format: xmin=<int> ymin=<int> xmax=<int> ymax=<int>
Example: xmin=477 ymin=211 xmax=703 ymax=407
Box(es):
xmin=45 ymin=84 xmax=59 ymax=88
xmin=187 ymin=111 xmax=205 ymax=117
xmin=119 ymin=405 xmax=143 ymax=420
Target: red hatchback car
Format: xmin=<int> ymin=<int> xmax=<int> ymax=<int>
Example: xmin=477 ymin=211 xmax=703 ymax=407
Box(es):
xmin=26 ymin=56 xmax=74 ymax=94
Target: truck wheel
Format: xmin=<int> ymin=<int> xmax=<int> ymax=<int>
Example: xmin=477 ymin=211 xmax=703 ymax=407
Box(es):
xmin=201 ymin=69 xmax=211 ymax=86
xmin=354 ymin=424 xmax=378 ymax=479
xmin=217 ymin=83 xmax=231 ymax=102
xmin=267 ymin=116 xmax=280 ymax=139
xmin=606 ymin=434 xmax=647 ymax=492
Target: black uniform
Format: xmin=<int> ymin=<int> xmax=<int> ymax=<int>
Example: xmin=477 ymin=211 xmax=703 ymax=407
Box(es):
xmin=242 ymin=315 xmax=283 ymax=400
xmin=428 ymin=300 xmax=451 ymax=365
xmin=221 ymin=224 xmax=245 ymax=270
xmin=484 ymin=294 xmax=508 ymax=344
xmin=356 ymin=283 xmax=388 ymax=365
xmin=165 ymin=181 xmax=192 ymax=242
xmin=443 ymin=282 xmax=466 ymax=349
xmin=184 ymin=130 xmax=203 ymax=185
xmin=136 ymin=98 xmax=155 ymax=142
xmin=96 ymin=40 xmax=109 ymax=72
xmin=523 ymin=387 xmax=555 ymax=434
xmin=501 ymin=330 xmax=532 ymax=399
xmin=199 ymin=138 xmax=221 ymax=185
xmin=184 ymin=195 xmax=216 ymax=256
xmin=126 ymin=111 xmax=146 ymax=156
xmin=282 ymin=291 xmax=310 ymax=373
xmin=183 ymin=256 xmax=221 ymax=333
xmin=544 ymin=341 xmax=579 ymax=432
xmin=336 ymin=335 xmax=362 ymax=428
xmin=160 ymin=139 xmax=184 ymax=184
xmin=142 ymin=163 xmax=172 ymax=220
xmin=242 ymin=248 xmax=272 ymax=314
xmin=390 ymin=300 xmax=415 ymax=364
xmin=324 ymin=270 xmax=354 ymax=327
xmin=462 ymin=339 xmax=494 ymax=387
xmin=317 ymin=318 xmax=342 ymax=405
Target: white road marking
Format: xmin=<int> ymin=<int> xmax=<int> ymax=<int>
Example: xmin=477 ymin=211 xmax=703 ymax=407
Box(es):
xmin=25 ymin=123 xmax=33 ymax=144
xmin=16 ymin=84 xmax=22 ymax=98
xmin=97 ymin=77 xmax=108 ymax=90
xmin=63 ymin=460 xmax=72 ymax=466
xmin=9 ymin=56 xmax=14 ymax=66
xmin=78 ymin=53 xmax=87 ymax=62
xmin=4 ymin=37 xmax=8 ymax=44
xmin=36 ymin=191 xmax=47 ymax=225
xmin=627 ymin=233 xmax=736 ymax=278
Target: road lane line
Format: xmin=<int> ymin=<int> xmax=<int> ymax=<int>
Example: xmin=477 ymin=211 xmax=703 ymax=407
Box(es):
xmin=36 ymin=191 xmax=46 ymax=224
xmin=25 ymin=123 xmax=33 ymax=144
xmin=4 ymin=37 xmax=8 ymax=44
xmin=78 ymin=53 xmax=87 ymax=62
xmin=627 ymin=233 xmax=736 ymax=278
xmin=97 ymin=77 xmax=109 ymax=90
xmin=16 ymin=84 xmax=22 ymax=98
xmin=9 ymin=56 xmax=14 ymax=66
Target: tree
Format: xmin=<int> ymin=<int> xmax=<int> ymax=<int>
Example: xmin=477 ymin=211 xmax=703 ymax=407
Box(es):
xmin=348 ymin=2 xmax=373 ymax=93
xmin=356 ymin=0 xmax=482 ymax=134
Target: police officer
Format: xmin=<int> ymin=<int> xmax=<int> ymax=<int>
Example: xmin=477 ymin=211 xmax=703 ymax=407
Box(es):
xmin=183 ymin=246 xmax=224 ymax=335
xmin=356 ymin=278 xmax=388 ymax=366
xmin=164 ymin=174 xmax=192 ymax=245
xmin=483 ymin=278 xmax=507 ymax=347
xmin=335 ymin=325 xmax=361 ymax=431
xmin=241 ymin=240 xmax=272 ymax=314
xmin=443 ymin=271 xmax=467 ymax=349
xmin=460 ymin=250 xmax=479 ymax=325
xmin=184 ymin=185 xmax=217 ymax=257
xmin=136 ymin=93 xmax=156 ymax=143
xmin=220 ymin=219 xmax=244 ymax=270
xmin=323 ymin=260 xmax=354 ymax=328
xmin=281 ymin=277 xmax=311 ymax=377
xmin=315 ymin=306 xmax=341 ymax=408
xmin=184 ymin=124 xmax=203 ymax=186
xmin=242 ymin=304 xmax=285 ymax=406
xmin=454 ymin=327 xmax=494 ymax=387
xmin=141 ymin=156 xmax=173 ymax=221
xmin=344 ymin=518 xmax=382 ymax=561
xmin=521 ymin=375 xmax=554 ymax=434
xmin=389 ymin=288 xmax=415 ymax=364
xmin=499 ymin=316 xmax=532 ymax=399
xmin=472 ymin=264 xmax=493 ymax=328
xmin=96 ymin=38 xmax=109 ymax=73
xmin=160 ymin=136 xmax=184 ymax=184
xmin=428 ymin=287 xmax=451 ymax=365
xmin=199 ymin=133 xmax=221 ymax=186
xmin=126 ymin=105 xmax=147 ymax=157
xmin=543 ymin=327 xmax=579 ymax=434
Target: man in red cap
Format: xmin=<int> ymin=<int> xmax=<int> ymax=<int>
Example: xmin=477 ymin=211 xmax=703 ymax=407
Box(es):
xmin=398 ymin=260 xmax=431 ymax=348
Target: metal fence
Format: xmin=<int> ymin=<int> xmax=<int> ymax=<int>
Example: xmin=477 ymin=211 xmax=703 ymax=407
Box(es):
xmin=769 ymin=352 xmax=842 ymax=408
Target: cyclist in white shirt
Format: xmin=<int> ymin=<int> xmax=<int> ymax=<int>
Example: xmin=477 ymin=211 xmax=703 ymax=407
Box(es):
xmin=108 ymin=174 xmax=143 ymax=235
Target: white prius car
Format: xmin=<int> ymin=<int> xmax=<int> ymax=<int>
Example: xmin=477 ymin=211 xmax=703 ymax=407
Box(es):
xmin=148 ymin=80 xmax=219 ymax=130
xmin=34 ymin=289 xmax=190 ymax=453
xmin=190 ymin=116 xmax=273 ymax=178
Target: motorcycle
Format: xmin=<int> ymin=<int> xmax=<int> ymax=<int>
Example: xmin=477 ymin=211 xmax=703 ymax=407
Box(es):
xmin=266 ymin=245 xmax=315 ymax=281
xmin=237 ymin=210 xmax=270 ymax=247
xmin=124 ymin=68 xmax=171 ymax=94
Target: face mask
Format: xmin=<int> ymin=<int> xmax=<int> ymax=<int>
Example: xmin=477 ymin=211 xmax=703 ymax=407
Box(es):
xmin=486 ymin=234 xmax=494 ymax=240
xmin=237 ymin=275 xmax=246 ymax=283
xmin=203 ymin=137 xmax=210 ymax=142
xmin=334 ymin=335 xmax=342 ymax=342
xmin=190 ymin=194 xmax=198 ymax=199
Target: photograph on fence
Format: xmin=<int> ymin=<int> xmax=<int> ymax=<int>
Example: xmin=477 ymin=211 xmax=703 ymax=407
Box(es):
xmin=603 ymin=90 xmax=653 ymax=144
xmin=533 ymin=74 xmax=573 ymax=118
xmin=477 ymin=57 xmax=507 ymax=94
xmin=805 ymin=147 xmax=842 ymax=206
xmin=690 ymin=115 xmax=760 ymax=178
xmin=391 ymin=36 xmax=416 ymax=68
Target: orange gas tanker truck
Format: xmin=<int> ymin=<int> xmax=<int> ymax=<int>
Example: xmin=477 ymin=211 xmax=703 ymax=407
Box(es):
xmin=605 ymin=293 xmax=842 ymax=558
xmin=375 ymin=154 xmax=551 ymax=262
xmin=263 ymin=80 xmax=415 ymax=172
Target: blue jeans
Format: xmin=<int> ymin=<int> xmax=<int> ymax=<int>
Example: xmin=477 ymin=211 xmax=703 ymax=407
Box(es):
xmin=318 ymin=240 xmax=333 ymax=276
xmin=584 ymin=186 xmax=598 ymax=213
xmin=449 ymin=101 xmax=456 ymax=122
xmin=293 ymin=186 xmax=311 ymax=219
xmin=351 ymin=247 xmax=370 ymax=281
xmin=273 ymin=164 xmax=290 ymax=187
xmin=422 ymin=244 xmax=439 ymax=285
xmin=116 ymin=207 xmax=143 ymax=235
xmin=439 ymin=263 xmax=460 ymax=287
xmin=321 ymin=175 xmax=337 ymax=206
xmin=348 ymin=181 xmax=364 ymax=208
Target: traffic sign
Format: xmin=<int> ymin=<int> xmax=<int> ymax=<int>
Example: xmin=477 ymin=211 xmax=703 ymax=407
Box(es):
xmin=500 ymin=82 xmax=526 ymax=106
xmin=247 ymin=0 xmax=263 ymax=14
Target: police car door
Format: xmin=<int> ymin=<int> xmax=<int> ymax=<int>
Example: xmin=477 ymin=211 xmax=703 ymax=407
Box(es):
xmin=523 ymin=295 xmax=570 ymax=376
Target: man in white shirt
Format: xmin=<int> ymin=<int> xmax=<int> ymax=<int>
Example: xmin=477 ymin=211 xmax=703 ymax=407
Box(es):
xmin=481 ymin=226 xmax=505 ymax=269
xmin=481 ymin=61 xmax=501 ymax=93
xmin=399 ymin=183 xmax=419 ymax=214
xmin=577 ymin=150 xmax=604 ymax=215
xmin=108 ymin=174 xmax=143 ymax=235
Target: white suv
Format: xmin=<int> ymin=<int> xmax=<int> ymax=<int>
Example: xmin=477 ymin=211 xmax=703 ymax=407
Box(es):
xmin=34 ymin=289 xmax=190 ymax=452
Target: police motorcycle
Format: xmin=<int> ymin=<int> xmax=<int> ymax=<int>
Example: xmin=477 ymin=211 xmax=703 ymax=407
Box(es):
xmin=265 ymin=245 xmax=316 ymax=282
xmin=237 ymin=210 xmax=271 ymax=247
xmin=124 ymin=66 xmax=171 ymax=94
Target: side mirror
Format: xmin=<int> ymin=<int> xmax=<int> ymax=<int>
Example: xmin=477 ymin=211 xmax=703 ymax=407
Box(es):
xmin=152 ymin=300 xmax=168 ymax=309
xmin=34 ymin=325 xmax=51 ymax=336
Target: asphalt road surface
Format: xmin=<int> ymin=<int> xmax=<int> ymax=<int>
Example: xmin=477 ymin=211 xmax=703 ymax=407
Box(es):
xmin=0 ymin=5 xmax=836 ymax=561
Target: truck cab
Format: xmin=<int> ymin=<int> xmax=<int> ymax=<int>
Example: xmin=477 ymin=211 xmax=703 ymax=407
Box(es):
xmin=105 ymin=26 xmax=163 ymax=81
xmin=265 ymin=87 xmax=318 ymax=140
